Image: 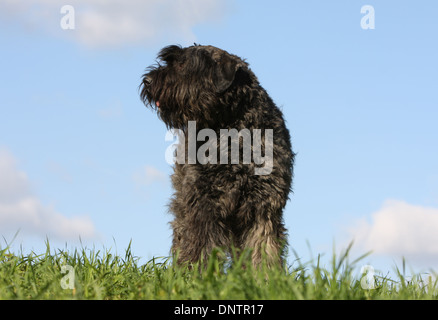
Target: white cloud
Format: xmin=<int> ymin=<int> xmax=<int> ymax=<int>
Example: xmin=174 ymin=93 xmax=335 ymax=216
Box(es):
xmin=0 ymin=0 xmax=231 ymax=48
xmin=132 ymin=165 xmax=166 ymax=186
xmin=0 ymin=148 xmax=97 ymax=241
xmin=0 ymin=149 xmax=31 ymax=204
xmin=348 ymin=200 xmax=438 ymax=259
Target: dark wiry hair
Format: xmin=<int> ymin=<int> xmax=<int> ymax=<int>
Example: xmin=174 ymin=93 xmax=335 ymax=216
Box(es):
xmin=140 ymin=44 xmax=256 ymax=130
xmin=138 ymin=44 xmax=295 ymax=268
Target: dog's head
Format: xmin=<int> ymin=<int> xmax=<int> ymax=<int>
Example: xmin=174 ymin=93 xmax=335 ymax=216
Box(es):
xmin=140 ymin=44 xmax=254 ymax=129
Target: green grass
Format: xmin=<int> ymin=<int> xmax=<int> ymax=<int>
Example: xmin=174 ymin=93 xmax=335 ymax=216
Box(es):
xmin=0 ymin=242 xmax=437 ymax=300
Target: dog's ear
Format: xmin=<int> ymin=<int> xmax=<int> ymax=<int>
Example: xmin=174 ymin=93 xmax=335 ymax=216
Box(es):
xmin=213 ymin=55 xmax=243 ymax=93
xmin=159 ymin=45 xmax=183 ymax=64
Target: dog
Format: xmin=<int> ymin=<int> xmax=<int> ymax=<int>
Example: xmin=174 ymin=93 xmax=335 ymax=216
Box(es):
xmin=140 ymin=44 xmax=294 ymax=268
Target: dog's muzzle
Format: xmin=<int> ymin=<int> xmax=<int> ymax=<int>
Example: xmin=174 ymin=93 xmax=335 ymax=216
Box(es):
xmin=143 ymin=76 xmax=161 ymax=108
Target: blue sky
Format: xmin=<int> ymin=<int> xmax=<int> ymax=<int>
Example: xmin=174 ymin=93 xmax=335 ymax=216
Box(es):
xmin=1 ymin=0 xmax=438 ymax=276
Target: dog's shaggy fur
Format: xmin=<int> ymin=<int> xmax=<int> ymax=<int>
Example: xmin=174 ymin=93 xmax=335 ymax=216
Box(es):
xmin=140 ymin=44 xmax=294 ymax=268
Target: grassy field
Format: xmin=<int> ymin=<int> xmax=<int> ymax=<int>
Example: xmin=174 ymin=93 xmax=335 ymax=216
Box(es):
xmin=0 ymin=242 xmax=437 ymax=300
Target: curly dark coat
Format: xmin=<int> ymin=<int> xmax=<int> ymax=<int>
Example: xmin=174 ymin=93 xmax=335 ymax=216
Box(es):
xmin=140 ymin=44 xmax=294 ymax=267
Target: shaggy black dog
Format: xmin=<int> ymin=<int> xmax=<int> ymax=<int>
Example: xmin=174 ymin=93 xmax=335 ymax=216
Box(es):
xmin=140 ymin=44 xmax=294 ymax=268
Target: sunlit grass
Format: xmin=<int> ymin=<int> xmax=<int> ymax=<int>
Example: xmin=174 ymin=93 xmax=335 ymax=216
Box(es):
xmin=0 ymin=241 xmax=436 ymax=299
